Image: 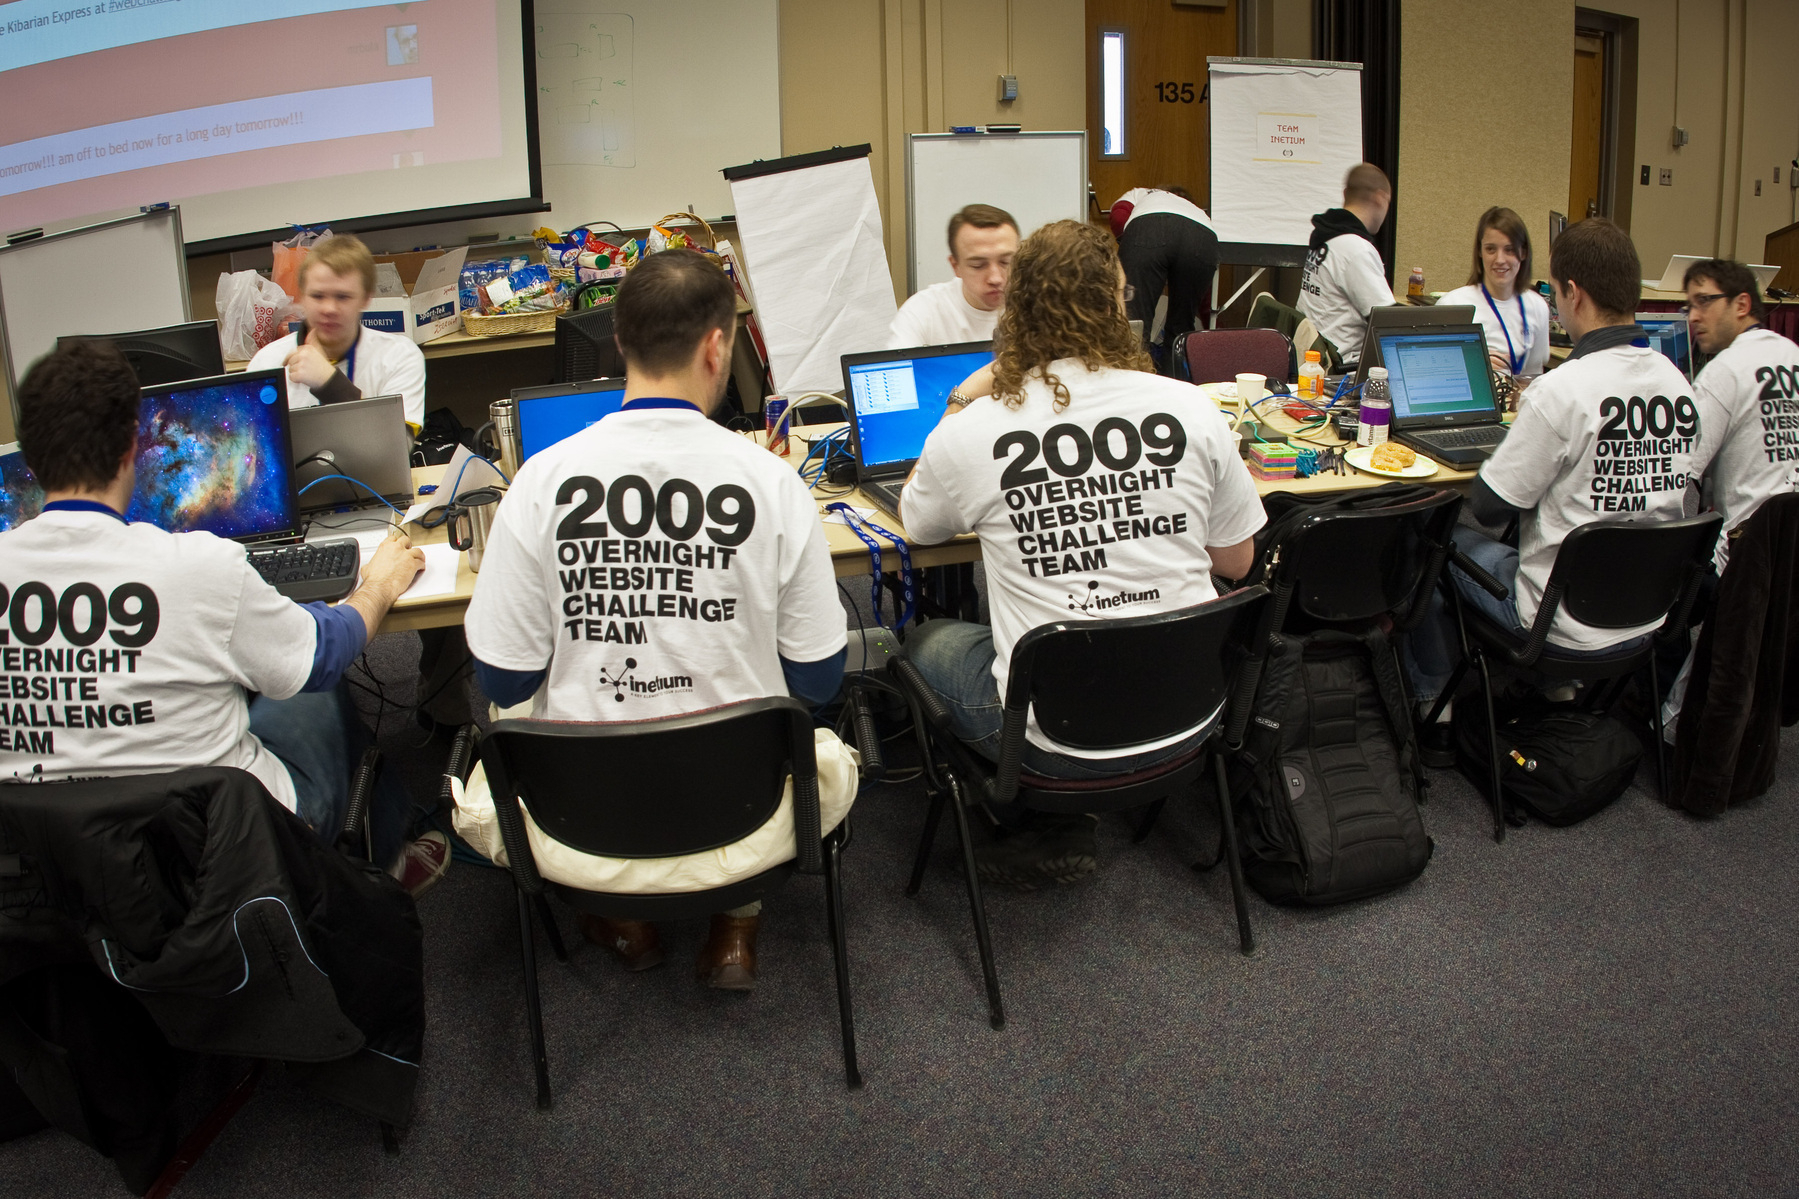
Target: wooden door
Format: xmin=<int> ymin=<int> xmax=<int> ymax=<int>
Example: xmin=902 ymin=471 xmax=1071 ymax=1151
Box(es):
xmin=1569 ymin=33 xmax=1605 ymax=220
xmin=1086 ymin=0 xmax=1238 ymax=218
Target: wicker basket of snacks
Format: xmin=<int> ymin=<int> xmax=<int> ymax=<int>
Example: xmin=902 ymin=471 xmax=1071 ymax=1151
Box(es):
xmin=460 ymin=305 xmax=568 ymax=336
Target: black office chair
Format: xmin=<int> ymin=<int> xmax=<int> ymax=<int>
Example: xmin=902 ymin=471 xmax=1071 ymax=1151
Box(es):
xmin=890 ymin=587 xmax=1270 ymax=1030
xmin=1426 ymin=513 xmax=1722 ymax=838
xmin=476 ymin=698 xmax=861 ymax=1107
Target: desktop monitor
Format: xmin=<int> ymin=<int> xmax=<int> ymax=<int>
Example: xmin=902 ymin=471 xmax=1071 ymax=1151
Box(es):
xmin=1635 ymin=312 xmax=1692 ymax=379
xmin=1374 ymin=327 xmax=1501 ymax=429
xmin=839 ymin=341 xmax=995 ymax=473
xmin=128 ymin=369 xmax=300 ymax=544
xmin=0 ymin=441 xmax=44 ymax=532
xmin=57 ymin=320 xmax=225 ymax=387
xmin=553 ymin=304 xmax=625 ymax=384
xmin=513 ymin=377 xmax=629 ymax=460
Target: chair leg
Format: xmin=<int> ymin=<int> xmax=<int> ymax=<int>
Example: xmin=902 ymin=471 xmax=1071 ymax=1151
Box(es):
xmin=1648 ymin=657 xmax=1670 ymax=803
xmin=533 ymin=894 xmax=569 ymax=964
xmin=1211 ymin=750 xmax=1255 ymax=955
xmin=1132 ymin=797 xmax=1168 ymax=844
xmin=945 ymin=778 xmax=1005 ymax=1030
xmin=516 ymin=888 xmax=552 ymax=1110
xmin=906 ymin=787 xmax=948 ymax=897
xmin=1422 ymin=656 xmax=1473 ymax=727
xmin=1475 ymin=651 xmax=1505 ymax=843
xmin=822 ymin=832 xmax=863 ymax=1089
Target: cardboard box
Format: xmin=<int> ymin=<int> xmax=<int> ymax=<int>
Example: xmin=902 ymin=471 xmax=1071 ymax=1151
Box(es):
xmin=360 ymin=246 xmax=469 ymax=344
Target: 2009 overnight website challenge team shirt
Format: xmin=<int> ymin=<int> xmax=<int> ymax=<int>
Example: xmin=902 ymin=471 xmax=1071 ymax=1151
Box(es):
xmin=1693 ymin=326 xmax=1799 ymax=564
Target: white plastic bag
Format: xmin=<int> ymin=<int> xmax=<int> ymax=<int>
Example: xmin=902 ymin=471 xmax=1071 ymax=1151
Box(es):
xmin=215 ymin=270 xmax=296 ymax=361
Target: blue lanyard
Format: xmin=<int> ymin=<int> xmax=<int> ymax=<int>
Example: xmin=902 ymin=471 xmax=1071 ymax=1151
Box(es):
xmin=42 ymin=499 xmax=125 ymax=523
xmin=1480 ymin=282 xmax=1527 ymax=375
xmin=825 ymin=502 xmax=915 ymax=629
xmin=618 ymin=397 xmax=703 ymax=413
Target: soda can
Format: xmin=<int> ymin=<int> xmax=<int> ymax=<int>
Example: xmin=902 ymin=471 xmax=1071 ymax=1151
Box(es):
xmin=764 ymin=395 xmax=791 ymax=455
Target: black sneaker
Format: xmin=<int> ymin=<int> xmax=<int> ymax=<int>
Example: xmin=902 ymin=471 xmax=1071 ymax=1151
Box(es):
xmin=1418 ymin=720 xmax=1455 ymax=769
xmin=974 ymin=814 xmax=1099 ymax=890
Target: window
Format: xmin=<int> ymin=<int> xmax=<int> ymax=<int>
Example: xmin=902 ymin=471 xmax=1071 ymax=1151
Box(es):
xmin=1100 ymin=29 xmax=1126 ymax=159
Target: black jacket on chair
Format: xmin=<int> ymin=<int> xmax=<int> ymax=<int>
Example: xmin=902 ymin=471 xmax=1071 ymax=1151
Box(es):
xmin=0 ymin=767 xmax=424 ymax=1152
xmin=1673 ymin=494 xmax=1799 ymax=814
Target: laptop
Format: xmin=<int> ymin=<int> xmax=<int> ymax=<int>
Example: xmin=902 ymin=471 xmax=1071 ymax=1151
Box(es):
xmin=290 ymin=393 xmax=414 ymax=511
xmin=0 ymin=441 xmax=44 ymax=532
xmin=1354 ymin=304 xmax=1477 ymax=375
xmin=1377 ymin=326 xmax=1510 ymax=466
xmin=840 ymin=341 xmax=995 ymax=519
xmin=1635 ymin=312 xmax=1693 ymax=380
xmin=1649 ymin=254 xmax=1782 ymax=294
xmin=512 ymin=377 xmax=629 ymax=460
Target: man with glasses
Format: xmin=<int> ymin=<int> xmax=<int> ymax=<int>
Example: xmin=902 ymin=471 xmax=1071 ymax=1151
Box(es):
xmin=1685 ymin=258 xmax=1799 ymax=569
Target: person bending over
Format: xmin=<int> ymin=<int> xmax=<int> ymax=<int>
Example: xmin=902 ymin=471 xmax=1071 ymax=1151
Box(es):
xmin=899 ymin=220 xmax=1265 ymax=888
xmin=1297 ymin=163 xmax=1396 ymax=365
xmin=1404 ymin=219 xmax=1714 ymax=753
xmin=1438 ymin=206 xmax=1553 ymax=390
xmin=249 ymin=233 xmax=427 ymax=432
xmin=1110 ymin=185 xmax=1220 ymax=374
xmin=460 ymin=249 xmax=853 ymax=991
xmin=890 ymin=204 xmax=1019 ymax=347
xmin=0 ymin=342 xmax=445 ymax=891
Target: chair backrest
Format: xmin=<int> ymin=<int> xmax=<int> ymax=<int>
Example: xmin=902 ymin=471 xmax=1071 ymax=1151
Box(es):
xmin=1272 ymin=489 xmax=1463 ymax=624
xmin=1006 ymin=586 xmax=1269 ymax=752
xmin=480 ymin=698 xmax=817 ymax=859
xmin=1181 ymin=327 xmax=1295 ymax=386
xmin=1247 ymin=291 xmax=1301 ymax=337
xmin=1549 ymin=514 xmax=1723 ymax=629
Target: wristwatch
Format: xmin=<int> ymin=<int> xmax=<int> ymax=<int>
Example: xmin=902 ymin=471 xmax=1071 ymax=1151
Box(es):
xmin=946 ymin=388 xmax=971 ymax=410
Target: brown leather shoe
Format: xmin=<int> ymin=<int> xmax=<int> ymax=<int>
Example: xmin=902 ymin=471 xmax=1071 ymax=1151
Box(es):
xmin=580 ymin=915 xmax=664 ymax=971
xmin=695 ymin=913 xmax=759 ymax=991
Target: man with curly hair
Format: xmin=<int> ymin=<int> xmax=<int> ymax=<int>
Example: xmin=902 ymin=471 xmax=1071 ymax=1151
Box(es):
xmin=899 ymin=220 xmax=1265 ymax=887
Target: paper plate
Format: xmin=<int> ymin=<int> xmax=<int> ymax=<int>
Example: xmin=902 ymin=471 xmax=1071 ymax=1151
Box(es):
xmin=1344 ymin=443 xmax=1440 ymax=479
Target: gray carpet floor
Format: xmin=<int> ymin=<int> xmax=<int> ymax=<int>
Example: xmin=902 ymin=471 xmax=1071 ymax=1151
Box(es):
xmin=5 ymin=623 xmax=1798 ymax=1197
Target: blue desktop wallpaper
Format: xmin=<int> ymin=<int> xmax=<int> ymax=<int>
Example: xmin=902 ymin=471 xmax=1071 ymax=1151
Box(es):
xmin=127 ymin=377 xmax=295 ymax=539
xmin=519 ymin=383 xmax=629 ymax=459
xmin=0 ymin=448 xmax=44 ymax=532
xmin=849 ymin=347 xmax=994 ymax=469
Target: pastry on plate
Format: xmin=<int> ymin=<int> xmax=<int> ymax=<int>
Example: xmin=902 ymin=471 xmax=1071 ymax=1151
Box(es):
xmin=1369 ymin=441 xmax=1417 ymax=471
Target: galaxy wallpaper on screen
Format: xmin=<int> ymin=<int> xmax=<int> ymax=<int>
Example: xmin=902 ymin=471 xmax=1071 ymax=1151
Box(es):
xmin=127 ymin=377 xmax=294 ymax=539
xmin=0 ymin=450 xmax=45 ymax=532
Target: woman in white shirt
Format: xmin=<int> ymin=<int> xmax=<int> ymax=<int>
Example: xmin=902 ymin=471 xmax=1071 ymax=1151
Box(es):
xmin=1438 ymin=207 xmax=1552 ymax=390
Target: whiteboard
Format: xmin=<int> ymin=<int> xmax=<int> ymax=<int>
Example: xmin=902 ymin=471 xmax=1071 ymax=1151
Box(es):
xmin=1207 ymin=58 xmax=1364 ymax=247
xmin=536 ymin=0 xmax=781 ymax=228
xmin=0 ymin=207 xmax=190 ymax=392
xmin=906 ymin=132 xmax=1087 ymax=292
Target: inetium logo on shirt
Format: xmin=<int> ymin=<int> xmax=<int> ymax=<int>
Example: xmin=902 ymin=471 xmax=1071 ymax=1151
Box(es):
xmin=995 ymin=411 xmax=1190 ymax=578
xmin=0 ymin=581 xmax=159 ymax=759
xmin=1589 ymin=392 xmax=1701 ymax=512
xmin=549 ymin=472 xmax=754 ymax=651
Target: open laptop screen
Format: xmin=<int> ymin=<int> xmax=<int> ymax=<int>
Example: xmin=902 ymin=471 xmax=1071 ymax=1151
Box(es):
xmin=842 ymin=342 xmax=994 ymax=472
xmin=129 ymin=370 xmax=299 ymax=543
xmin=1635 ymin=313 xmax=1692 ymax=377
xmin=514 ymin=378 xmax=628 ymax=460
xmin=0 ymin=442 xmax=44 ymax=533
xmin=1377 ymin=329 xmax=1500 ymax=425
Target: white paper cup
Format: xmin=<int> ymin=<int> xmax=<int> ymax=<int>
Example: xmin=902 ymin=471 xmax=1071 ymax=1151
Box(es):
xmin=1236 ymin=373 xmax=1267 ymax=406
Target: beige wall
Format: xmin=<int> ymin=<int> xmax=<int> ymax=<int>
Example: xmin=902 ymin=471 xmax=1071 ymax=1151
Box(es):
xmin=779 ymin=0 xmax=1085 ymax=300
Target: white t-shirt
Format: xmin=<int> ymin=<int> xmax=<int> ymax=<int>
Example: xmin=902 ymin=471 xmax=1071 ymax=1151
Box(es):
xmin=1480 ymin=338 xmax=1712 ymax=650
xmin=901 ymin=362 xmax=1265 ymax=758
xmin=1439 ymin=284 xmax=1552 ymax=378
xmin=1114 ymin=189 xmax=1215 ymax=231
xmin=464 ymin=405 xmax=848 ymax=721
xmin=1298 ymin=234 xmax=1393 ymax=359
xmin=247 ymin=326 xmax=427 ymax=429
xmin=0 ymin=509 xmax=317 ymax=809
xmin=890 ymin=280 xmax=999 ymax=349
xmin=1692 ymin=325 xmax=1799 ymax=568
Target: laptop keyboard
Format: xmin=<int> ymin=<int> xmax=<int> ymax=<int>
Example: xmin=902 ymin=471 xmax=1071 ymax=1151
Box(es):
xmin=249 ymin=538 xmax=360 ymax=604
xmin=1419 ymin=426 xmax=1507 ymax=450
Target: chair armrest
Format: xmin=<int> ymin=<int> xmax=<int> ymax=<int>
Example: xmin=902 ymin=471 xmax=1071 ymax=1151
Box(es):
xmin=337 ymin=745 xmax=382 ymax=861
xmin=481 ymin=747 xmax=547 ymax=895
xmin=792 ymin=772 xmax=824 ymax=875
xmin=1396 ymin=531 xmax=1455 ymax=632
xmin=441 ymin=724 xmax=478 ymax=808
xmin=889 ymin=654 xmax=951 ymax=731
xmin=1450 ymin=543 xmax=1509 ymax=599
xmin=848 ymin=685 xmax=884 ymax=783
xmin=1507 ymin=580 xmax=1565 ymax=668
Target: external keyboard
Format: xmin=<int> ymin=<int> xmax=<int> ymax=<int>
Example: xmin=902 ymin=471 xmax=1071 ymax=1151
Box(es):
xmin=249 ymin=538 xmax=360 ymax=603
xmin=1421 ymin=426 xmax=1507 ymax=450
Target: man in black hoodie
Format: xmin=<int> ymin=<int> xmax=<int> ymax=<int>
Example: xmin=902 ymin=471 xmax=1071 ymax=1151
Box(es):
xmin=1297 ymin=163 xmax=1394 ymax=363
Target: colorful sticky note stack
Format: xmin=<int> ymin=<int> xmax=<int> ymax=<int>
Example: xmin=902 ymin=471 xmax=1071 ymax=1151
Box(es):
xmin=1246 ymin=440 xmax=1298 ymax=480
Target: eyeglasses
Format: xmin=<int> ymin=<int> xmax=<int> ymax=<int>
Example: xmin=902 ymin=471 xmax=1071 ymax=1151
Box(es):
xmin=1121 ymin=284 xmax=1136 ymax=302
xmin=1680 ymin=292 xmax=1727 ymax=314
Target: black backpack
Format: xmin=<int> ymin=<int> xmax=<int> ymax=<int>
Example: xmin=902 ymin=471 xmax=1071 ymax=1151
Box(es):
xmin=1454 ymin=700 xmax=1641 ymax=826
xmin=1229 ymin=627 xmax=1434 ymax=906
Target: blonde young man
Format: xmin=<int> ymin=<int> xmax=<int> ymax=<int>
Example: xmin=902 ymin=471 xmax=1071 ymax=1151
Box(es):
xmin=248 ymin=234 xmax=427 ymax=432
xmin=1297 ymin=163 xmax=1397 ymax=364
xmin=890 ymin=204 xmax=1020 ymax=347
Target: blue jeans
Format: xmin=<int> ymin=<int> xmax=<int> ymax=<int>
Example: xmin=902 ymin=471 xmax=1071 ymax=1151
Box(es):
xmin=904 ymin=618 xmax=1210 ymax=782
xmin=249 ymin=682 xmax=412 ymax=866
xmin=1403 ymin=529 xmax=1646 ymax=703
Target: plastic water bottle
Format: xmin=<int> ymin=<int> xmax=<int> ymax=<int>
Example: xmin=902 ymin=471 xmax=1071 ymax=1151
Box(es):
xmin=1358 ymin=367 xmax=1392 ymax=447
xmin=1298 ymin=349 xmax=1325 ymax=400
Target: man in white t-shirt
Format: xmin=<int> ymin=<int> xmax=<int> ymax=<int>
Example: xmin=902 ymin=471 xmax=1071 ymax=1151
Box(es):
xmin=1110 ymin=186 xmax=1219 ymax=374
xmin=901 ymin=220 xmax=1264 ymax=888
xmin=464 ymin=249 xmax=850 ymax=990
xmin=1404 ymin=219 xmax=1713 ymax=751
xmin=0 ymin=342 xmax=448 ymax=892
xmin=1684 ymin=257 xmax=1799 ymax=569
xmin=1297 ymin=163 xmax=1396 ymax=365
xmin=889 ymin=204 xmax=1018 ymax=347
xmin=247 ymin=234 xmax=427 ymax=432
